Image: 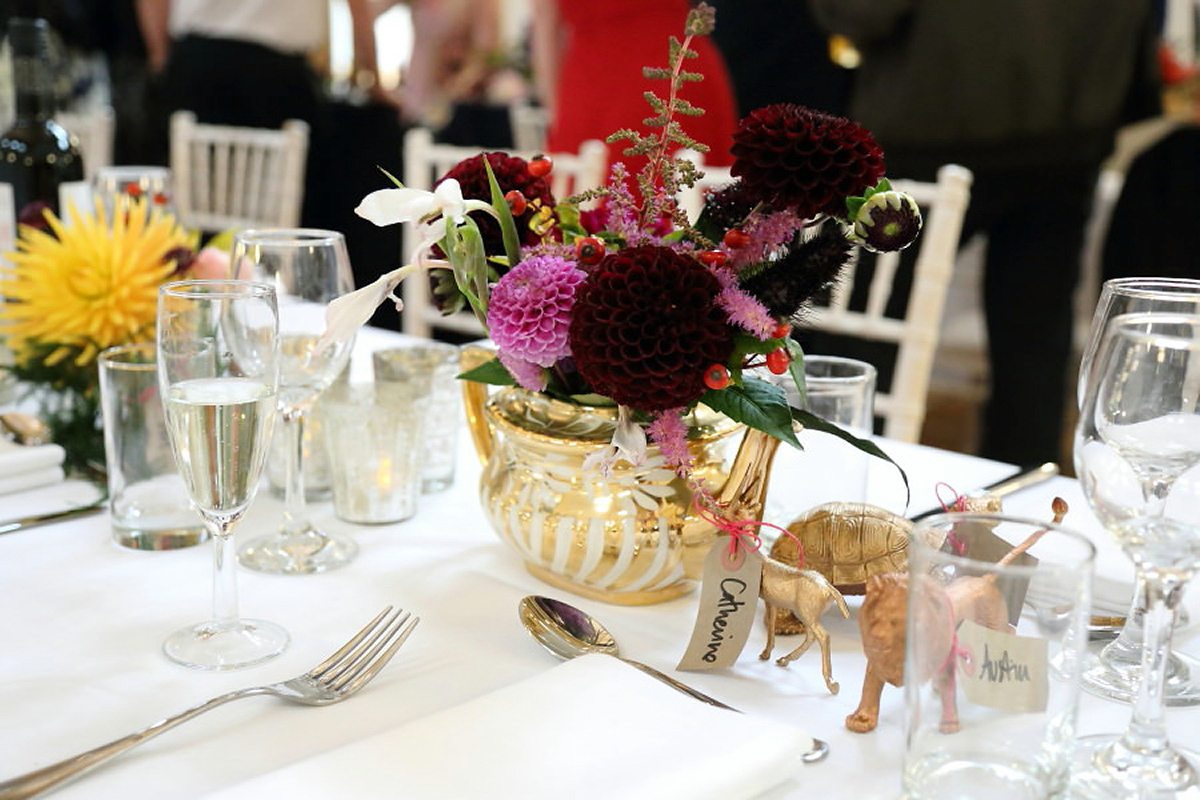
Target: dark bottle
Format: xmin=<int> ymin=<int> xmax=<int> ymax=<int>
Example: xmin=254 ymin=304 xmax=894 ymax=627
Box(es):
xmin=0 ymin=17 xmax=86 ymax=256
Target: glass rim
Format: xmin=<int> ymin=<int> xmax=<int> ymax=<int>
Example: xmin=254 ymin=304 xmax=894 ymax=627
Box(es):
xmin=1100 ymin=276 xmax=1200 ymax=301
xmin=911 ymin=510 xmax=1096 ymax=573
xmin=159 ymin=279 xmax=276 ymax=299
xmin=232 ymin=228 xmax=346 ymax=247
xmin=802 ymin=354 xmax=877 ymax=381
xmin=98 ymin=341 xmax=157 ymax=367
xmin=94 ymin=164 xmax=171 ymax=178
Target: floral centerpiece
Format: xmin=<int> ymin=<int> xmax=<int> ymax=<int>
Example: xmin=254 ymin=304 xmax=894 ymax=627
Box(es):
xmin=326 ymin=3 xmax=921 ymax=491
xmin=0 ymin=199 xmax=224 ymax=475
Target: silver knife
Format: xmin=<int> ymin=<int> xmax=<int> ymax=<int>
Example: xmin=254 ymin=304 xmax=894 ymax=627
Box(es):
xmin=0 ymin=500 xmax=105 ymax=535
xmin=910 ymin=462 xmax=1059 ymax=521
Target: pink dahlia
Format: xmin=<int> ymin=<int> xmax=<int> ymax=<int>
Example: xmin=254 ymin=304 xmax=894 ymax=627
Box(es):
xmin=487 ymin=255 xmax=586 ymax=373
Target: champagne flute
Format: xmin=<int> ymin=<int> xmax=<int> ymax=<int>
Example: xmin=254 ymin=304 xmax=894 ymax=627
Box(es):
xmin=157 ymin=279 xmax=287 ymax=670
xmin=233 ymin=229 xmax=358 ymax=574
xmin=1077 ymin=277 xmax=1200 ymax=705
xmin=1072 ymin=311 xmax=1200 ymax=796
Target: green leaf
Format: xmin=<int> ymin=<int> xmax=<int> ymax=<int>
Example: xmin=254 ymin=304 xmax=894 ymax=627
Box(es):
xmin=845 ymin=195 xmax=866 ymax=221
xmin=378 ymin=166 xmax=403 ymax=188
xmin=700 ymin=377 xmax=801 ymax=450
xmin=791 ymin=408 xmax=911 ymax=505
xmin=483 ymin=157 xmax=521 ymax=268
xmin=446 ymin=217 xmax=488 ymax=322
xmin=784 ymin=338 xmax=807 ymax=405
xmin=457 ymin=357 xmax=516 ymax=386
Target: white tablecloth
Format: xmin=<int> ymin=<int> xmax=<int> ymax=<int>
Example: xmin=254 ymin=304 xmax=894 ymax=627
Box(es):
xmin=1 ymin=328 xmax=1197 ymax=799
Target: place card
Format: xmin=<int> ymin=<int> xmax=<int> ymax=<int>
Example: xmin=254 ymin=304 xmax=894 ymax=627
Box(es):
xmin=956 ymin=618 xmax=1049 ymax=713
xmin=678 ymin=541 xmax=762 ymax=670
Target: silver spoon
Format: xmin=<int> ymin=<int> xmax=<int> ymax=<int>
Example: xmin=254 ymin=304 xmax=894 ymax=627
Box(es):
xmin=518 ymin=595 xmax=829 ymax=764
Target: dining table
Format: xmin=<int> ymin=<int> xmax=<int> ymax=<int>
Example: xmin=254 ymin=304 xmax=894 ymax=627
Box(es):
xmin=2 ymin=326 xmax=1198 ymax=799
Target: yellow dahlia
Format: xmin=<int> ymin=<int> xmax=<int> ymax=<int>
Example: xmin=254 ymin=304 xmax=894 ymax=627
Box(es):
xmin=0 ymin=198 xmax=194 ymax=370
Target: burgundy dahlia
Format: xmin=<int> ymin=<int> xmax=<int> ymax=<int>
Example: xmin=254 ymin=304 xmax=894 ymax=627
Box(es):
xmin=568 ymin=245 xmax=734 ymax=411
xmin=730 ymin=104 xmax=885 ymax=220
xmin=436 ymin=152 xmax=555 ymax=253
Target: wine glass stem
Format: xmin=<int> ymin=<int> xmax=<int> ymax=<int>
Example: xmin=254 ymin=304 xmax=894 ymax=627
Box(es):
xmin=1122 ymin=571 xmax=1185 ymax=754
xmin=211 ymin=524 xmax=238 ymax=627
xmin=281 ymin=407 xmax=312 ymax=538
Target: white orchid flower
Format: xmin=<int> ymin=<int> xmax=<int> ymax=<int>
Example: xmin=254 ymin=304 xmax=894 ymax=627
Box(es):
xmin=319 ymin=264 xmax=414 ymax=351
xmin=583 ymin=405 xmax=648 ymax=476
xmin=321 ymin=179 xmax=502 ymax=354
xmin=355 ymin=179 xmax=468 ymax=227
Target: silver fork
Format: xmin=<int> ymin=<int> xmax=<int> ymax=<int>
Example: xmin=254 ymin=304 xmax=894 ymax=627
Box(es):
xmin=0 ymin=606 xmax=419 ymax=800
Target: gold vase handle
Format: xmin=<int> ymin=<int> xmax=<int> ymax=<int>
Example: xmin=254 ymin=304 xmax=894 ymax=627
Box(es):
xmin=459 ymin=343 xmax=497 ymax=466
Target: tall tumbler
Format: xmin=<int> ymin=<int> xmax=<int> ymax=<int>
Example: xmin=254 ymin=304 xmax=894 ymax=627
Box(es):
xmin=98 ymin=342 xmax=206 ymax=550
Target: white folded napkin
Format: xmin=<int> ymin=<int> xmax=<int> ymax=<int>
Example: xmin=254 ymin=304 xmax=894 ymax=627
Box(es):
xmin=0 ymin=466 xmax=65 ymax=495
xmin=201 ymin=654 xmax=812 ymax=800
xmin=0 ymin=439 xmax=65 ymax=495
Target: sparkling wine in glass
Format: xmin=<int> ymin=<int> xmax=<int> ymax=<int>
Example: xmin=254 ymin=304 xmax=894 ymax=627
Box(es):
xmin=1072 ymin=311 xmax=1200 ymax=796
xmin=157 ymin=279 xmax=288 ymax=670
xmin=1076 ymin=276 xmax=1200 ymax=706
xmin=232 ymin=229 xmax=358 ymax=574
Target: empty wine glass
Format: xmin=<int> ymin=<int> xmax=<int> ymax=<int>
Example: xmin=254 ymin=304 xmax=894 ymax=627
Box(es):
xmin=157 ymin=279 xmax=287 ymax=670
xmin=1072 ymin=311 xmax=1200 ymax=796
xmin=1077 ymin=277 xmax=1200 ymax=706
xmin=233 ymin=229 xmax=357 ymax=574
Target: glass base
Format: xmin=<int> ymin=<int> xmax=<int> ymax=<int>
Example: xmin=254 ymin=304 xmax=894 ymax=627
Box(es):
xmin=903 ymin=753 xmax=1055 ymax=800
xmin=1070 ymin=734 xmax=1200 ymax=798
xmin=163 ymin=618 xmax=289 ymax=670
xmin=113 ymin=523 xmax=208 ymax=551
xmin=1082 ymin=648 xmax=1200 ymax=707
xmin=238 ymin=526 xmax=358 ymax=574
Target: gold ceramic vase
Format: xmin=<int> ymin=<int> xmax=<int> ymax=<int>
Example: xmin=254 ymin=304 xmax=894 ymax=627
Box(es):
xmin=463 ymin=374 xmax=780 ymax=605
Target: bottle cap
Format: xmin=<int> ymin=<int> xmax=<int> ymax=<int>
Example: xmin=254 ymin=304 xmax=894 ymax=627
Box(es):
xmin=7 ymin=17 xmax=52 ymax=59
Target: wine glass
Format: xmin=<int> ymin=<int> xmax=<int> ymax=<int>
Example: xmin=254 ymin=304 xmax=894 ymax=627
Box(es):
xmin=232 ymin=229 xmax=358 ymax=574
xmin=1072 ymin=311 xmax=1200 ymax=796
xmin=157 ymin=279 xmax=288 ymax=670
xmin=1077 ymin=277 xmax=1200 ymax=706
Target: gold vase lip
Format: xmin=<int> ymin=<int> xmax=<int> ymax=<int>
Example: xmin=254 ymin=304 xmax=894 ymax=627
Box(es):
xmin=483 ymin=388 xmax=742 ymax=447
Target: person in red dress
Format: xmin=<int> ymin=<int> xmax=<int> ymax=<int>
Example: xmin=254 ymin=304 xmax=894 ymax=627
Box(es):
xmin=530 ymin=0 xmax=739 ymax=173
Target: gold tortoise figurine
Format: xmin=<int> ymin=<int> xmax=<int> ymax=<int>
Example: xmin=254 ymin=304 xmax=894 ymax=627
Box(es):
xmin=768 ymin=498 xmax=1001 ymax=634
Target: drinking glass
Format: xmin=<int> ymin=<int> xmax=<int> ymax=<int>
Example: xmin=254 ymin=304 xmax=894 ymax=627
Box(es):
xmin=1072 ymin=311 xmax=1200 ymax=796
xmin=93 ymin=165 xmax=174 ymax=220
xmin=1076 ymin=277 xmax=1200 ymax=706
xmin=157 ymin=279 xmax=287 ymax=670
xmin=232 ymin=229 xmax=357 ymax=574
xmin=902 ymin=513 xmax=1094 ymax=799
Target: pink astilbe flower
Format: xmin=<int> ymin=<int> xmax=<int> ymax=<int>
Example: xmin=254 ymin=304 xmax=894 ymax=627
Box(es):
xmin=724 ymin=210 xmax=807 ymax=270
xmin=595 ymin=163 xmax=640 ymax=243
xmin=647 ymin=409 xmax=693 ymax=475
xmin=488 ymin=255 xmax=586 ymax=369
xmin=712 ymin=266 xmax=775 ymax=339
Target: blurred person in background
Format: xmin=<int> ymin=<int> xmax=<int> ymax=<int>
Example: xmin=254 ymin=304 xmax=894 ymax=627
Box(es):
xmin=136 ymin=0 xmax=389 ymax=227
xmin=707 ymin=0 xmax=853 ymax=118
xmin=810 ymin=0 xmax=1162 ymax=468
xmin=530 ymin=0 xmax=738 ymax=173
xmin=397 ymin=0 xmax=526 ymax=147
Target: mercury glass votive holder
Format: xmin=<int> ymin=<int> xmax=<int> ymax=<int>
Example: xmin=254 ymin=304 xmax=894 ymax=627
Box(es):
xmin=321 ymin=379 xmax=427 ymax=524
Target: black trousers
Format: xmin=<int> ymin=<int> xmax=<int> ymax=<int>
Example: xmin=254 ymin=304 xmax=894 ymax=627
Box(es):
xmin=961 ymin=163 xmax=1096 ymax=467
